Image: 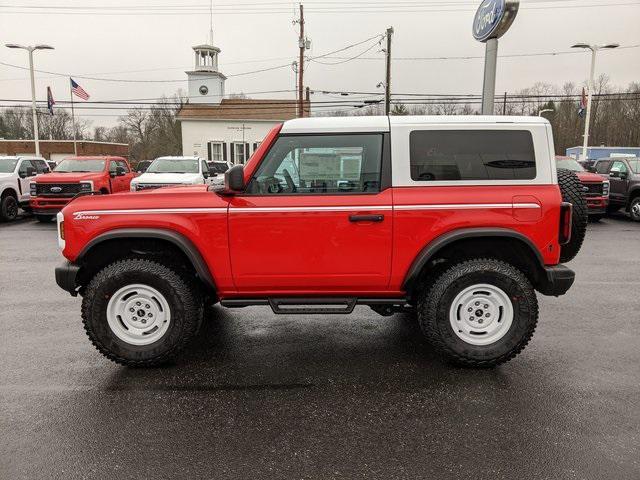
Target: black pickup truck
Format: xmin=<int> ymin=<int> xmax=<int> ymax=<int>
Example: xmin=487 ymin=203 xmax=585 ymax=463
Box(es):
xmin=592 ymin=157 xmax=640 ymax=221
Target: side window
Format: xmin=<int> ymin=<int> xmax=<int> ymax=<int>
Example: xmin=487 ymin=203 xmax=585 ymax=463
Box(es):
xmin=117 ymin=160 xmax=130 ymax=172
xmin=247 ymin=134 xmax=383 ymax=195
xmin=18 ymin=160 xmax=34 ymax=175
xmin=409 ymin=130 xmax=536 ymax=181
xmin=34 ymin=160 xmax=49 ymax=173
xmin=201 ymin=160 xmax=209 ymax=175
xmin=595 ymin=161 xmax=611 ymax=174
xmin=109 ymin=161 xmax=117 ymax=173
xmin=610 ymin=161 xmax=627 ymax=173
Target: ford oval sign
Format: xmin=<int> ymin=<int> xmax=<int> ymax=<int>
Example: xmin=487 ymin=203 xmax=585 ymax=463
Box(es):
xmin=473 ymin=0 xmax=519 ymax=43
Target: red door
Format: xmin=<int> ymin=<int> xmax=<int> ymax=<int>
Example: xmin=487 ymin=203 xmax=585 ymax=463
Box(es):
xmin=227 ymin=132 xmax=392 ymax=294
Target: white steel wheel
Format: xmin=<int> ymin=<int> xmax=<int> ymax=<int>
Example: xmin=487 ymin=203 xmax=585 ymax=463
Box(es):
xmin=448 ymin=283 xmax=514 ymax=346
xmin=106 ymin=284 xmax=171 ymax=346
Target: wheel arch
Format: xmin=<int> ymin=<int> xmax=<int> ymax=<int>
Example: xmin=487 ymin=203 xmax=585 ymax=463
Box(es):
xmin=1 ymin=186 xmax=18 ymax=199
xmin=76 ymin=228 xmax=216 ymax=291
xmin=627 ymin=186 xmax=640 ymax=207
xmin=402 ymin=228 xmax=546 ymax=299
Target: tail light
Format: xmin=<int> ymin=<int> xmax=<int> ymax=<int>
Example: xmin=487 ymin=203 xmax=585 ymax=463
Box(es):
xmin=559 ymin=202 xmax=573 ymax=245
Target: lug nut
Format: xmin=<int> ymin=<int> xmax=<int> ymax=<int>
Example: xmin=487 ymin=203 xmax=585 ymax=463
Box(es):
xmin=136 ymin=302 xmax=141 ymax=306
xmin=141 ymin=319 xmax=147 ymax=324
xmin=475 ymin=301 xmax=480 ymax=306
xmin=484 ymin=304 xmax=489 ymax=309
xmin=469 ymin=316 xmax=474 ymax=321
xmin=148 ymin=313 xmax=153 ymax=317
xmin=132 ymin=316 xmax=137 ymax=321
xmin=145 ymin=304 xmax=150 ymax=309
xmin=129 ymin=308 xmax=134 ymax=312
xmin=485 ymin=313 xmax=490 ymax=317
xmin=478 ymin=319 xmax=484 ymax=324
xmin=467 ymin=307 xmax=473 ymax=312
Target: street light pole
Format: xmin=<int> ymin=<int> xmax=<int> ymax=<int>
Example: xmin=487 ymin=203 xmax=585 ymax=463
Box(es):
xmin=5 ymin=43 xmax=54 ymax=158
xmin=571 ymin=42 xmax=619 ymax=161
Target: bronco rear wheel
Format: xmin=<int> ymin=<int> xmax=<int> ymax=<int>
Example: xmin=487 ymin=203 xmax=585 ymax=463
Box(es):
xmin=81 ymin=258 xmax=203 ymax=367
xmin=418 ymin=258 xmax=538 ymax=367
xmin=557 ymin=168 xmax=588 ymax=262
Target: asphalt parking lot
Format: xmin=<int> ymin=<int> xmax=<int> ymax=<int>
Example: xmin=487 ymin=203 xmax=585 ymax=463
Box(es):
xmin=1 ymin=214 xmax=639 ymax=480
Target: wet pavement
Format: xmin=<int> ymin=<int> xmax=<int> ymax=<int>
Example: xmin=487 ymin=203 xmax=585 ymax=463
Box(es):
xmin=1 ymin=214 xmax=639 ymax=479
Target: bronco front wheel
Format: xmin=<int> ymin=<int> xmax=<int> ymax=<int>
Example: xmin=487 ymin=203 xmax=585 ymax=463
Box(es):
xmin=82 ymin=258 xmax=203 ymax=367
xmin=418 ymin=258 xmax=539 ymax=367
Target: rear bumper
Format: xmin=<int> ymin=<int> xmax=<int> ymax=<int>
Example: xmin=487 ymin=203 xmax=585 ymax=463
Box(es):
xmin=55 ymin=261 xmax=80 ymax=296
xmin=537 ymin=264 xmax=575 ymax=297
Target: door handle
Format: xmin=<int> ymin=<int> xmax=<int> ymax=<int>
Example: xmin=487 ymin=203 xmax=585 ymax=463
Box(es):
xmin=349 ymin=214 xmax=384 ymax=223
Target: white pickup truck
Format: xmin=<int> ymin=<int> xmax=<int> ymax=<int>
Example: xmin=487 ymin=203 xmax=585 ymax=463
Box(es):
xmin=130 ymin=156 xmax=213 ymax=191
xmin=0 ymin=156 xmax=50 ymax=221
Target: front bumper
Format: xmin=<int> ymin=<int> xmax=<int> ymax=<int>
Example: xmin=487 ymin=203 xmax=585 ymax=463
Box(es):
xmin=585 ymin=196 xmax=608 ymax=215
xmin=537 ymin=264 xmax=575 ymax=297
xmin=55 ymin=261 xmax=80 ymax=296
xmin=30 ymin=196 xmax=72 ymax=215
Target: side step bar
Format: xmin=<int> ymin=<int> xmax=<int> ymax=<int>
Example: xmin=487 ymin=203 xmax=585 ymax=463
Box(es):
xmin=220 ymin=297 xmax=408 ymax=315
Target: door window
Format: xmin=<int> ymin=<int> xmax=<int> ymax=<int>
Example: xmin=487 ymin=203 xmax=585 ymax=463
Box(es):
xmin=247 ymin=134 xmax=383 ymax=195
xmin=610 ymin=161 xmax=628 ymax=174
xmin=595 ymin=161 xmax=611 ymax=174
xmin=33 ymin=159 xmax=49 ymax=173
xmin=18 ymin=160 xmax=34 ymax=176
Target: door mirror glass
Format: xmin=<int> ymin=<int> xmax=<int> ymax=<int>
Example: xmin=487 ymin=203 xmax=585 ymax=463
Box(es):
xmin=215 ymin=165 xmax=244 ymax=194
xmin=116 ymin=166 xmax=126 ymax=176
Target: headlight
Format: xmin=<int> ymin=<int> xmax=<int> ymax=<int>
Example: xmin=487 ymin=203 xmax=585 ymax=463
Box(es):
xmin=602 ymin=180 xmax=610 ymax=197
xmin=30 ymin=182 xmax=37 ymax=196
xmin=79 ymin=181 xmax=93 ymax=193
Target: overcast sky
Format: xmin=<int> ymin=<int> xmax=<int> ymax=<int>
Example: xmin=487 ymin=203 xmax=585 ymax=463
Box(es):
xmin=1 ymin=0 xmax=639 ymax=128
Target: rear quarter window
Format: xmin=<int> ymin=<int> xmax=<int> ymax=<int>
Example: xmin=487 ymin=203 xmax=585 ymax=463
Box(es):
xmin=409 ymin=130 xmax=536 ymax=181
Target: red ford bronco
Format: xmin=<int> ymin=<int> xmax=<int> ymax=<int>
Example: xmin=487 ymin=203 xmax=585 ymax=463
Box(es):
xmin=55 ymin=116 xmax=587 ymax=368
xmin=30 ymin=156 xmax=134 ymax=222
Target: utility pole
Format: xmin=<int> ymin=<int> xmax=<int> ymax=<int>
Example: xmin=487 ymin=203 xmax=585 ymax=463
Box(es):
xmin=297 ymin=4 xmax=305 ymax=118
xmin=384 ymin=27 xmax=393 ymax=115
xmin=502 ymin=91 xmax=507 ymax=115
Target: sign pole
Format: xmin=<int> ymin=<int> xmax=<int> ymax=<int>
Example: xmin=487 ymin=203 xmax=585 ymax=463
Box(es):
xmin=472 ymin=0 xmax=519 ymax=115
xmin=481 ymin=38 xmax=498 ymax=115
xmin=69 ymin=78 xmax=78 ymax=156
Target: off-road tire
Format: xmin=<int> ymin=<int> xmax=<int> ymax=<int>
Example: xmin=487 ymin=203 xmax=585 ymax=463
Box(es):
xmin=82 ymin=258 xmax=203 ymax=367
xmin=35 ymin=214 xmax=54 ymax=223
xmin=0 ymin=193 xmax=19 ymax=222
xmin=418 ymin=259 xmax=538 ymax=368
xmin=557 ymin=168 xmax=588 ymax=262
xmin=629 ymin=197 xmax=640 ymax=222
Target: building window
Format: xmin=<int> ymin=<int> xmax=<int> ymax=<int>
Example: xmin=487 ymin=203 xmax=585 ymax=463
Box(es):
xmin=208 ymin=141 xmax=223 ymax=162
xmin=233 ymin=142 xmax=246 ymax=164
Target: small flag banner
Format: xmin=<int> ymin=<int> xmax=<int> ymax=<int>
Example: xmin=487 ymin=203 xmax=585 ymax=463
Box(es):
xmin=46 ymin=86 xmax=55 ymax=115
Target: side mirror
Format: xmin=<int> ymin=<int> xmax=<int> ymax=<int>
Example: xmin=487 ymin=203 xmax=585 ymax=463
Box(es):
xmin=116 ymin=166 xmax=126 ymax=176
xmin=22 ymin=166 xmax=37 ymax=177
xmin=609 ymin=170 xmax=620 ymax=178
xmin=214 ymin=165 xmax=245 ymax=194
xmin=203 ymin=170 xmax=210 ymax=179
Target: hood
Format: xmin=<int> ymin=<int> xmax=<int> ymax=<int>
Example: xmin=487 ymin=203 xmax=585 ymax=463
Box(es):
xmin=0 ymin=172 xmax=12 ymax=179
xmin=35 ymin=172 xmax=105 ymax=183
xmin=134 ymin=172 xmax=202 ymax=184
xmin=576 ymin=171 xmax=605 ymax=183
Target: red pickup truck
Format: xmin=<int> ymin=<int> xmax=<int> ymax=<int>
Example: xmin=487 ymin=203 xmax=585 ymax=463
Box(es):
xmin=556 ymin=156 xmax=609 ymax=221
xmin=54 ymin=116 xmax=587 ymax=368
xmin=30 ymin=156 xmax=134 ymax=222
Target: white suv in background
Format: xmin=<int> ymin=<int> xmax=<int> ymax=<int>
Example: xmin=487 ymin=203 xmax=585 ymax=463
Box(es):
xmin=0 ymin=155 xmax=50 ymax=221
xmin=130 ymin=156 xmax=212 ymax=191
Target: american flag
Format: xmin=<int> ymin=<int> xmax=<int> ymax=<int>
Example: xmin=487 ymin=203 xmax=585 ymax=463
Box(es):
xmin=70 ymin=78 xmax=90 ymax=100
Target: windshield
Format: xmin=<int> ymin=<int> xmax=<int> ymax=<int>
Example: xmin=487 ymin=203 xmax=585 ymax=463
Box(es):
xmin=0 ymin=158 xmax=18 ymax=173
xmin=147 ymin=158 xmax=199 ymax=174
xmin=54 ymin=159 xmax=106 ymax=172
xmin=556 ymin=159 xmax=584 ymax=172
xmin=628 ymin=159 xmax=640 ymax=174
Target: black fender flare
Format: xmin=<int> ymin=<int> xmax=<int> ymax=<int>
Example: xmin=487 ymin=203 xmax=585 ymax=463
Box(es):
xmin=627 ymin=186 xmax=640 ymax=207
xmin=77 ymin=228 xmax=216 ymax=290
xmin=402 ymin=227 xmax=545 ymax=294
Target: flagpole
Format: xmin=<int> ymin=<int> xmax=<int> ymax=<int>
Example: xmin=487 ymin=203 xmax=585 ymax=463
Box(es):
xmin=69 ymin=77 xmax=77 ymax=156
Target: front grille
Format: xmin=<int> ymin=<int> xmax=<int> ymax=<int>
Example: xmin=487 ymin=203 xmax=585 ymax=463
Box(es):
xmin=581 ymin=182 xmax=603 ymax=197
xmin=135 ymin=183 xmax=175 ymax=191
xmin=35 ymin=183 xmax=82 ymax=197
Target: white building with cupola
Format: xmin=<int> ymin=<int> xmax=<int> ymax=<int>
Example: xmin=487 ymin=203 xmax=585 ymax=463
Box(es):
xmin=178 ymin=36 xmax=309 ymax=164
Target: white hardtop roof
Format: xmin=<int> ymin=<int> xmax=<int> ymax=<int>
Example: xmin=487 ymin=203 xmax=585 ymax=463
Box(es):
xmin=281 ymin=115 xmax=549 ymax=134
